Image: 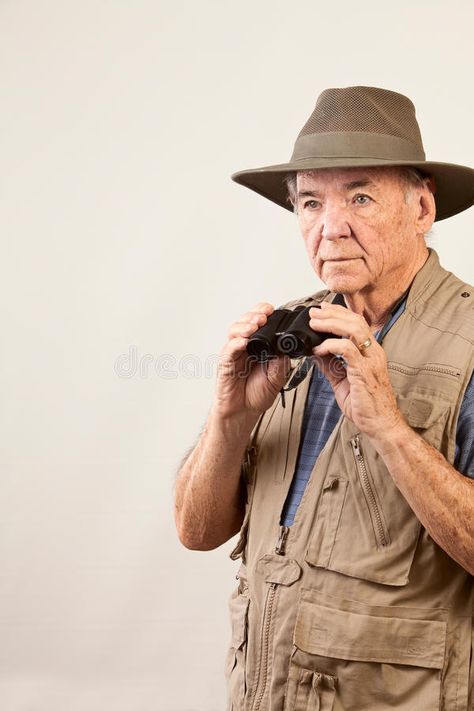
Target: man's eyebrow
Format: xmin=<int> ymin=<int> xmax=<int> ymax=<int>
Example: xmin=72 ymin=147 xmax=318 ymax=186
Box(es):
xmin=296 ymin=190 xmax=321 ymax=199
xmin=296 ymin=180 xmax=378 ymax=199
xmin=343 ymin=179 xmax=377 ymax=191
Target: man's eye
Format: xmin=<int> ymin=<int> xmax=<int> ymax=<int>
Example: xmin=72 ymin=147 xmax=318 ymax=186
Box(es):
xmin=354 ymin=194 xmax=372 ymax=205
xmin=303 ymin=200 xmax=320 ymax=209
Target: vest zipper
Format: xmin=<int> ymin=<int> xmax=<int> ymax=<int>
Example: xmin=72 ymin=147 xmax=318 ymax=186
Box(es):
xmin=350 ymin=434 xmax=389 ymax=548
xmin=251 ymin=582 xmax=277 ymax=711
xmin=275 ymin=525 xmax=290 ymax=555
xmin=388 ymin=363 xmax=460 ymax=378
xmin=250 ymin=526 xmax=289 ymax=711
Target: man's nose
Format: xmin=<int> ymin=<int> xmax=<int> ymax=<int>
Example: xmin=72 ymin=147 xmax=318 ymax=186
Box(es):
xmin=320 ymin=203 xmax=352 ymax=241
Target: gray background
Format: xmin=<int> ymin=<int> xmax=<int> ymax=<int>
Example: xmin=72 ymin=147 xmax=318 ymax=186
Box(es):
xmin=1 ymin=0 xmax=473 ymax=709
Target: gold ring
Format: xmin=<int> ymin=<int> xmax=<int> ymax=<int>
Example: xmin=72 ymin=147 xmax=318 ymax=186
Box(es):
xmin=358 ymin=337 xmax=372 ymax=352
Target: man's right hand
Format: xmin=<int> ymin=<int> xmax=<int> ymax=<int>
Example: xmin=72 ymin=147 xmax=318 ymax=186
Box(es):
xmin=212 ymin=302 xmax=291 ymax=422
xmin=176 ymin=302 xmax=290 ymax=550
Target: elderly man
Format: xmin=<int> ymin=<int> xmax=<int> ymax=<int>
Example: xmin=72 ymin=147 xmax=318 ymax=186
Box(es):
xmin=175 ymin=87 xmax=474 ymax=710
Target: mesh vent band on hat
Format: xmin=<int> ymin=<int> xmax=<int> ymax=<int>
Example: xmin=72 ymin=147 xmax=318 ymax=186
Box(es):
xmin=298 ymin=86 xmax=424 ymax=150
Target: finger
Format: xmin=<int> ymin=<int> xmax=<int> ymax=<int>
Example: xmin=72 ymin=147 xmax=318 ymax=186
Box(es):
xmin=251 ymin=301 xmax=274 ymax=311
xmin=312 ymin=351 xmax=347 ymax=384
xmin=220 ymin=336 xmax=250 ymax=362
xmin=228 ymin=320 xmax=264 ymax=339
xmin=247 ymin=302 xmax=274 ymax=317
xmin=310 ymin=302 xmax=369 ymax=332
xmin=313 ymin=337 xmax=364 ymax=366
xmin=310 ymin=302 xmax=367 ymax=326
xmin=229 ymin=304 xmax=273 ymax=332
xmin=310 ymin=302 xmax=348 ymax=317
xmin=309 ymin=313 xmax=371 ymax=348
xmin=228 ymin=303 xmax=276 ymax=338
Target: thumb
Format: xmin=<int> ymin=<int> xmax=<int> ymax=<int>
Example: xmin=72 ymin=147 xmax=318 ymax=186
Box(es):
xmin=314 ymin=352 xmax=346 ymax=387
xmin=266 ymin=355 xmax=292 ymax=392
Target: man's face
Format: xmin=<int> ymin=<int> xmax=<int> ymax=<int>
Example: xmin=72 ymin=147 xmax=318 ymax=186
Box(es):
xmin=295 ymin=167 xmax=427 ymax=296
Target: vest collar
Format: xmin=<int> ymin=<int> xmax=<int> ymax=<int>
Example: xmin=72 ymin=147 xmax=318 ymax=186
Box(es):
xmin=403 ymin=248 xmax=442 ymax=309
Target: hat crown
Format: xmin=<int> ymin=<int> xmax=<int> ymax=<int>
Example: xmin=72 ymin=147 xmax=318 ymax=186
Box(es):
xmin=297 ymin=86 xmax=424 ymax=150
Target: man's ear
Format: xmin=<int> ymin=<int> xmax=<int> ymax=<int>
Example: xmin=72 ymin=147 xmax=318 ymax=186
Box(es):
xmin=417 ymin=178 xmax=436 ymax=232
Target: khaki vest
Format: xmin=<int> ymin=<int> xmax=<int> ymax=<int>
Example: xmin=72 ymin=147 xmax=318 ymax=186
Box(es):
xmin=225 ymin=250 xmax=474 ymax=711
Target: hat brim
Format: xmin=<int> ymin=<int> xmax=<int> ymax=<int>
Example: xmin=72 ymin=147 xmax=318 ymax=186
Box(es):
xmin=231 ymin=158 xmax=474 ymax=222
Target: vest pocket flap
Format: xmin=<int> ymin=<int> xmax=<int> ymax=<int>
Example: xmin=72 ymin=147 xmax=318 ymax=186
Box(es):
xmin=294 ymin=589 xmax=447 ymax=670
xmin=228 ymin=591 xmax=250 ymax=650
xmin=256 ymin=554 xmax=302 ymax=586
xmin=396 ymin=395 xmax=449 ymax=429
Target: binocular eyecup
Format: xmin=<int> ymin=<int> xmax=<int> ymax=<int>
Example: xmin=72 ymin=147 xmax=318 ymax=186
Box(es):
xmin=246 ymin=305 xmax=338 ymax=362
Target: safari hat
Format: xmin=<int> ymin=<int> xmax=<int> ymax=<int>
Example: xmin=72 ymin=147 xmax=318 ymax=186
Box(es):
xmin=231 ymin=86 xmax=474 ymax=221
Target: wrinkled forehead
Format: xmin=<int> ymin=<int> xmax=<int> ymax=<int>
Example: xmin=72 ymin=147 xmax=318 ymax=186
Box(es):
xmin=296 ymin=166 xmax=404 ymax=192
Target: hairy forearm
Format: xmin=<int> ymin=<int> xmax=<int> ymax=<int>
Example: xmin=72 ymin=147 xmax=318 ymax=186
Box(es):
xmin=371 ymin=422 xmax=474 ymax=575
xmin=174 ymin=409 xmax=258 ymax=551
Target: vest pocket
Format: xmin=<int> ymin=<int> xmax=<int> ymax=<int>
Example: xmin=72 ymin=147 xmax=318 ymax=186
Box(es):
xmin=305 ymin=390 xmax=451 ymax=585
xmin=305 ymin=432 xmax=421 ymax=586
xmin=286 ymin=588 xmax=446 ymax=711
xmin=303 ymin=476 xmax=348 ymax=568
xmin=225 ymin=587 xmax=250 ymax=711
xmin=283 ymin=662 xmax=336 ymax=710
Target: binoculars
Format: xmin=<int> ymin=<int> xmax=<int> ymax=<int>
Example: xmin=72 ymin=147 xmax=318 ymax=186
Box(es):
xmin=246 ymin=305 xmax=338 ymax=362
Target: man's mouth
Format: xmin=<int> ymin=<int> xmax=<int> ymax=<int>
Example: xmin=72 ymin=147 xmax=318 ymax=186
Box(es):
xmin=323 ymin=257 xmax=360 ymax=262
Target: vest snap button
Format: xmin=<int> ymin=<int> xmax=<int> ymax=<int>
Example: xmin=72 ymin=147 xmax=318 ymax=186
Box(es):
xmin=461 ymin=292 xmax=470 ymax=298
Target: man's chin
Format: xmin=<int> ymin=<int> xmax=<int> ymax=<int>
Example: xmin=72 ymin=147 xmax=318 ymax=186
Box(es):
xmin=318 ymin=263 xmax=366 ymax=294
xmin=319 ymin=274 xmax=364 ymax=294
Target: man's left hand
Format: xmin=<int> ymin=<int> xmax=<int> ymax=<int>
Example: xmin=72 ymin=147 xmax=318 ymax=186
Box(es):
xmin=310 ymin=302 xmax=404 ymax=440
